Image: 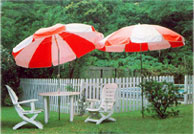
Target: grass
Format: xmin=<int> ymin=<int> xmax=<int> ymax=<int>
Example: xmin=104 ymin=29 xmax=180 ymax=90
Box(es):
xmin=2 ymin=104 xmax=193 ymax=134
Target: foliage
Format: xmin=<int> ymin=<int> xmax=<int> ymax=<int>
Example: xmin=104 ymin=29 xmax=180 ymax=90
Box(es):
xmin=1 ymin=0 xmax=193 ymax=81
xmin=65 ymin=84 xmax=87 ymax=115
xmin=1 ymin=45 xmax=22 ymax=106
xmin=78 ymin=88 xmax=87 ymax=116
xmin=141 ymin=80 xmax=181 ymax=119
xmin=65 ymin=85 xmax=75 ymax=92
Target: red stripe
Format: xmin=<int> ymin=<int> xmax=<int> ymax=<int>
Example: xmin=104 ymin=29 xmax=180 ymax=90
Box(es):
xmin=125 ymin=42 xmax=148 ymax=52
xmin=98 ymin=47 xmax=106 ymax=51
xmin=33 ymin=24 xmax=65 ymax=39
xmin=59 ymin=32 xmax=95 ymax=58
xmin=32 ymin=37 xmax=35 ymax=42
xmin=169 ymin=41 xmax=184 ymax=48
xmin=91 ymin=26 xmax=95 ymax=31
xmin=29 ymin=37 xmax=52 ymax=68
xmin=12 ymin=49 xmax=23 ymax=58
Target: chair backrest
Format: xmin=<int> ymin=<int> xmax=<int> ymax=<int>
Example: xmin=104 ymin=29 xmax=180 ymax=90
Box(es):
xmin=5 ymin=85 xmax=19 ymax=104
xmin=100 ymin=83 xmax=118 ymax=112
xmin=5 ymin=85 xmax=24 ymax=114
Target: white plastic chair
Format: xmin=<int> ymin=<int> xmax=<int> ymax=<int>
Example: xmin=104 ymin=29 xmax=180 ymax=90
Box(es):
xmin=5 ymin=85 xmax=43 ymax=130
xmin=85 ymin=83 xmax=118 ymax=125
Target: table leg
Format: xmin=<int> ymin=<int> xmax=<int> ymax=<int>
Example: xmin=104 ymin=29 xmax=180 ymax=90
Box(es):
xmin=70 ymin=96 xmax=74 ymax=122
xmin=43 ymin=96 xmax=49 ymax=124
xmin=58 ymin=96 xmax=60 ymax=120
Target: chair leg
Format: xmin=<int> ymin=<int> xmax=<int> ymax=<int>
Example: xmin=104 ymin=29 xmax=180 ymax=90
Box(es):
xmin=96 ymin=117 xmax=105 ymax=125
xmin=28 ymin=115 xmax=43 ymax=129
xmin=31 ymin=120 xmax=43 ymax=129
xmin=13 ymin=121 xmax=28 ymax=130
xmin=31 ymin=114 xmax=38 ymax=120
xmin=85 ymin=111 xmax=115 ymax=125
xmin=85 ymin=112 xmax=100 ymax=123
xmin=96 ymin=112 xmax=114 ymax=125
xmin=85 ymin=112 xmax=96 ymax=123
xmin=22 ymin=114 xmax=43 ymax=129
xmin=84 ymin=117 xmax=90 ymax=123
xmin=107 ymin=117 xmax=116 ymax=122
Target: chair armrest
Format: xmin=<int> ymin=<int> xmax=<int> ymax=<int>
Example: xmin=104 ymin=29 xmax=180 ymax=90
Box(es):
xmin=17 ymin=99 xmax=38 ymax=111
xmin=17 ymin=99 xmax=38 ymax=104
xmin=86 ymin=99 xmax=100 ymax=102
xmin=104 ymin=99 xmax=116 ymax=103
xmin=86 ymin=99 xmax=100 ymax=108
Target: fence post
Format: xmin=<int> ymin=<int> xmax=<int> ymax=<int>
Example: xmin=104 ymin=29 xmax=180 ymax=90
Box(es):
xmin=184 ymin=75 xmax=188 ymax=104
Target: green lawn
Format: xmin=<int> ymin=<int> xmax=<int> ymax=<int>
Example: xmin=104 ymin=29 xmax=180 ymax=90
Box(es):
xmin=2 ymin=104 xmax=193 ymax=134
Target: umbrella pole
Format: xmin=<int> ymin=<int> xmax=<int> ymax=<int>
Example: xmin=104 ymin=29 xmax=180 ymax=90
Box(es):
xmin=140 ymin=44 xmax=144 ymax=118
xmin=55 ymin=35 xmax=61 ymax=120
xmin=58 ymin=65 xmax=61 ymax=120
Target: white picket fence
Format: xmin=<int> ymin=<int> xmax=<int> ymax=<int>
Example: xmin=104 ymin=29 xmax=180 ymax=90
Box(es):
xmin=20 ymin=76 xmax=174 ymax=114
xmin=184 ymin=75 xmax=193 ymax=104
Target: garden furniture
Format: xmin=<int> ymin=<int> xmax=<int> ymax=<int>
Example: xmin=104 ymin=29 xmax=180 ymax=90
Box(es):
xmin=39 ymin=91 xmax=80 ymax=123
xmin=85 ymin=83 xmax=118 ymax=124
xmin=5 ymin=85 xmax=43 ymax=130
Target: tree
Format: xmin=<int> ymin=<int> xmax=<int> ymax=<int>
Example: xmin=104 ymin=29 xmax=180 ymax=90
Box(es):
xmin=1 ymin=0 xmax=193 ymax=81
xmin=1 ymin=45 xmax=21 ymax=105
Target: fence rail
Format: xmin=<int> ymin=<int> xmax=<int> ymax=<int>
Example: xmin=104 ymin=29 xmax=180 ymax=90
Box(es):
xmin=20 ymin=76 xmax=174 ymax=114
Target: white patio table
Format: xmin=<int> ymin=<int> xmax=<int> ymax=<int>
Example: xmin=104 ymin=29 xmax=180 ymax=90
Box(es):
xmin=39 ymin=91 xmax=80 ymax=124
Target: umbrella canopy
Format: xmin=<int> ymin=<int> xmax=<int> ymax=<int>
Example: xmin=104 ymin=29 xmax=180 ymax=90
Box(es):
xmin=12 ymin=23 xmax=104 ymax=120
xmin=98 ymin=24 xmax=184 ymax=52
xmin=97 ymin=24 xmax=185 ymax=118
xmin=12 ymin=23 xmax=104 ymax=68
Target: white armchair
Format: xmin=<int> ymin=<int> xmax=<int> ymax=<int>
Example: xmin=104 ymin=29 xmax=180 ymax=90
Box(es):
xmin=84 ymin=83 xmax=118 ymax=125
xmin=5 ymin=85 xmax=43 ymax=130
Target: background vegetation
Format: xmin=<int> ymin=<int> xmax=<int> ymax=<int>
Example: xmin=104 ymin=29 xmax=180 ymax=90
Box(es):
xmin=1 ymin=0 xmax=193 ymax=105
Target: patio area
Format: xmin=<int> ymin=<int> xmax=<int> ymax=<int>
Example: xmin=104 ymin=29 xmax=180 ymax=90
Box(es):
xmin=2 ymin=1 xmax=193 ymax=134
xmin=2 ymin=104 xmax=193 ymax=134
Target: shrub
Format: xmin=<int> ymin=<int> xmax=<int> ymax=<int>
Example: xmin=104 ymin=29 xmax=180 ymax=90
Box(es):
xmin=78 ymin=89 xmax=87 ymax=116
xmin=1 ymin=46 xmax=22 ymax=106
xmin=141 ymin=80 xmax=180 ymax=119
xmin=65 ymin=84 xmax=87 ymax=116
xmin=65 ymin=85 xmax=75 ymax=92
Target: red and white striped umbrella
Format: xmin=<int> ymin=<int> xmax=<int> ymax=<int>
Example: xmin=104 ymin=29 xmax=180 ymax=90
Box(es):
xmin=12 ymin=23 xmax=104 ymax=68
xmin=12 ymin=23 xmax=104 ymax=120
xmin=98 ymin=24 xmax=185 ymax=52
xmin=97 ymin=24 xmax=185 ymax=118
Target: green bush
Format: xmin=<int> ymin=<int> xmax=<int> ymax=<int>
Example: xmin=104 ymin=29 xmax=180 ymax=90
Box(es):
xmin=65 ymin=84 xmax=87 ymax=116
xmin=65 ymin=85 xmax=75 ymax=92
xmin=141 ymin=80 xmax=180 ymax=119
xmin=78 ymin=88 xmax=87 ymax=116
xmin=1 ymin=46 xmax=22 ymax=106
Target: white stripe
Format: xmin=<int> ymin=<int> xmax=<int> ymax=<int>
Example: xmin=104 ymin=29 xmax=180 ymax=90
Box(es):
xmin=148 ymin=39 xmax=171 ymax=51
xmin=65 ymin=23 xmax=93 ymax=32
xmin=105 ymin=45 xmax=125 ymax=52
xmin=15 ymin=38 xmax=44 ymax=68
xmin=13 ymin=36 xmax=33 ymax=53
xmin=51 ymin=34 xmax=76 ymax=66
xmin=131 ymin=24 xmax=163 ymax=43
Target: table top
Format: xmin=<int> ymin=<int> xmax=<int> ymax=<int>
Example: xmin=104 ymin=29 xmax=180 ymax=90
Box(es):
xmin=39 ymin=91 xmax=80 ymax=96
